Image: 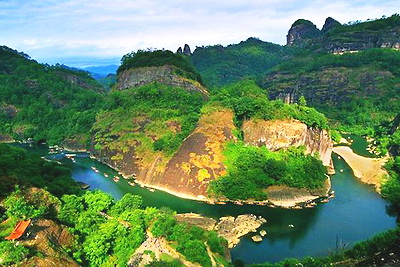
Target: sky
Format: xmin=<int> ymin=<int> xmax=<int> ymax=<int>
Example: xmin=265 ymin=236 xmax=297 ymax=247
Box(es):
xmin=0 ymin=0 xmax=398 ymax=67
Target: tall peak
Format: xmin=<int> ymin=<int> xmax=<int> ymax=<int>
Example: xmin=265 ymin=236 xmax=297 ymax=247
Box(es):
xmin=322 ymin=17 xmax=341 ymax=33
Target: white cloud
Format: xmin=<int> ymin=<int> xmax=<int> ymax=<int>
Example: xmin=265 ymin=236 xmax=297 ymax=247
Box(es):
xmin=0 ymin=0 xmax=398 ymax=66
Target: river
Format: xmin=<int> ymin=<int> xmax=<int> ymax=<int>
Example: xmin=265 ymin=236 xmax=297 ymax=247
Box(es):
xmin=18 ymin=139 xmax=397 ymax=264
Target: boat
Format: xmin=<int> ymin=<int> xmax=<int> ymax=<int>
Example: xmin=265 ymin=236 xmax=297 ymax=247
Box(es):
xmin=91 ymin=166 xmax=99 ymax=172
xmin=113 ymin=177 xmax=120 ymax=182
xmin=148 ymin=188 xmax=155 ymax=192
xmin=128 ymin=182 xmax=135 ymax=186
xmin=103 ymin=173 xmax=109 ymax=177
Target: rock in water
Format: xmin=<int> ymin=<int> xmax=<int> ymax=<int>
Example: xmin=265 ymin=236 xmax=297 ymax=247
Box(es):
xmin=251 ymin=235 xmax=263 ymax=242
xmin=260 ymin=230 xmax=267 ymax=237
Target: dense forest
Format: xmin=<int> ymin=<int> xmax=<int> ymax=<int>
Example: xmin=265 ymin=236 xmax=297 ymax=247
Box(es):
xmin=0 ymin=147 xmax=227 ymax=266
xmin=0 ymin=46 xmax=105 ymax=146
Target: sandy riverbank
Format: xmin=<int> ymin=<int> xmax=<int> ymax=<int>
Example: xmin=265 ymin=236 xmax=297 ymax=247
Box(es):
xmin=266 ymin=177 xmax=332 ymax=208
xmin=89 ymin=154 xmax=334 ymax=208
xmin=332 ymin=146 xmax=388 ymax=192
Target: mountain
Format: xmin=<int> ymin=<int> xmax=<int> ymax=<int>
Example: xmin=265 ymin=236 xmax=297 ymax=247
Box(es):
xmin=0 ymin=46 xmax=105 ymax=146
xmin=190 ymin=15 xmax=400 ymax=134
xmin=91 ymin=49 xmax=331 ymax=204
xmin=191 ymin=37 xmax=288 ymax=87
xmin=287 ymin=14 xmax=400 ymax=52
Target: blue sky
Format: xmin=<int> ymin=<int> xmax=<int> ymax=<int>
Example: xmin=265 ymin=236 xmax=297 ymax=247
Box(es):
xmin=0 ymin=0 xmax=398 ymax=67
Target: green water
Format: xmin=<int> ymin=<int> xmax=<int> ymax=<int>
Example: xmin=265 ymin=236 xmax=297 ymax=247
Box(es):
xmin=17 ymin=139 xmax=397 ymax=264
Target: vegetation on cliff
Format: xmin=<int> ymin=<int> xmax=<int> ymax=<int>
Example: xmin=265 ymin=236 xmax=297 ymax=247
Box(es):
xmin=209 ymin=142 xmax=326 ymax=200
xmin=264 ymin=48 xmax=400 ymax=134
xmin=0 ymin=46 xmax=105 ymax=146
xmin=93 ymin=83 xmax=205 ymax=167
xmin=118 ymin=49 xmax=203 ymax=84
xmin=212 ymin=80 xmax=328 ymax=129
xmin=204 ymin=80 xmax=327 ymax=200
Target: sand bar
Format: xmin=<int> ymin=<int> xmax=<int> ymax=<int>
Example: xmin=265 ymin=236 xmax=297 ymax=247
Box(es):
xmin=332 ymin=146 xmax=388 ymax=192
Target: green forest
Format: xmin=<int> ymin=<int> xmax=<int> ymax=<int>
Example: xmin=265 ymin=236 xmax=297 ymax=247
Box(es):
xmin=0 ymin=147 xmax=227 ymax=266
xmin=0 ymin=46 xmax=105 ymax=146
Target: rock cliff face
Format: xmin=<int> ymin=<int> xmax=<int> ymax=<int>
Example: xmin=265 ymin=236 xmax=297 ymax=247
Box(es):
xmin=264 ymin=68 xmax=394 ymax=107
xmin=116 ymin=65 xmax=208 ymax=96
xmin=242 ymin=119 xmax=333 ymax=168
xmin=138 ymin=108 xmax=237 ymax=199
xmin=286 ymin=15 xmax=400 ymax=52
xmin=286 ymin=19 xmax=321 ymax=46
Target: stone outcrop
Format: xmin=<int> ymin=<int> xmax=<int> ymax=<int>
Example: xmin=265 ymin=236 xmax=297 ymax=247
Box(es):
xmin=242 ymin=119 xmax=333 ymax=168
xmin=176 ymin=213 xmax=266 ymax=248
xmin=286 ymin=19 xmax=321 ymax=46
xmin=115 ymin=65 xmax=208 ymax=96
xmin=183 ymin=44 xmax=192 ymax=56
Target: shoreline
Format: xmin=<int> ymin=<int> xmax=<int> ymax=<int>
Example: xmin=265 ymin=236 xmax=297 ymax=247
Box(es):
xmin=332 ymin=146 xmax=388 ymax=192
xmin=49 ymin=145 xmax=335 ymax=208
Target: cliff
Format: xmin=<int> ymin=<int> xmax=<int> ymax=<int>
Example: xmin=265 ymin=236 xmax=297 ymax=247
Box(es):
xmin=286 ymin=14 xmax=400 ymax=52
xmin=116 ymin=65 xmax=208 ymax=96
xmin=286 ymin=19 xmax=321 ymax=47
xmin=242 ymin=119 xmax=333 ymax=169
xmin=137 ymin=108 xmax=237 ymax=199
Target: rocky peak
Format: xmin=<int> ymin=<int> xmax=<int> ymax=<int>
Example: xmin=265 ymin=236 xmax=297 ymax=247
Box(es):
xmin=176 ymin=44 xmax=191 ymax=55
xmin=183 ymin=44 xmax=191 ymax=56
xmin=286 ymin=19 xmax=321 ymax=46
xmin=321 ymin=17 xmax=341 ymax=33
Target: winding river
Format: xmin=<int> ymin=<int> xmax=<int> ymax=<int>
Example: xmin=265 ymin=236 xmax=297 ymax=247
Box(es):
xmin=18 ymin=138 xmax=397 ymax=264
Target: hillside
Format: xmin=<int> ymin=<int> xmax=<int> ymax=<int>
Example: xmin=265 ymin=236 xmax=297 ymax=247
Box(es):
xmin=191 ymin=38 xmax=289 ymax=87
xmin=0 ymin=46 xmax=105 ymax=147
xmin=190 ymin=15 xmax=400 ymax=134
xmin=93 ymin=53 xmax=331 ymax=202
xmin=263 ymin=48 xmax=400 ymax=134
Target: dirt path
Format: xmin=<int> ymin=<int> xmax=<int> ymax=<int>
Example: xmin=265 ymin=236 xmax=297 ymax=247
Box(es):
xmin=332 ymin=146 xmax=388 ymax=192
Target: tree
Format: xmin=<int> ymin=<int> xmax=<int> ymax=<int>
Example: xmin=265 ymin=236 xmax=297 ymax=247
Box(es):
xmin=299 ymin=95 xmax=307 ymax=107
xmin=83 ymin=190 xmax=113 ymax=213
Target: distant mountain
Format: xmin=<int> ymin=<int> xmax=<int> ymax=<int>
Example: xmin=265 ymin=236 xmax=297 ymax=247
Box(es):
xmin=83 ymin=64 xmax=119 ymax=78
xmin=191 ymin=37 xmax=287 ymax=87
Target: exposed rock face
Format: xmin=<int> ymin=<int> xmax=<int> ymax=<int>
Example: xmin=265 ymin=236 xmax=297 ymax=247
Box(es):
xmin=140 ymin=108 xmax=237 ymax=199
xmin=264 ymin=68 xmax=394 ymax=108
xmin=286 ymin=19 xmax=321 ymax=46
xmin=242 ymin=119 xmax=332 ymax=168
xmin=183 ymin=44 xmax=192 ymax=56
xmin=116 ymin=65 xmax=208 ymax=96
xmin=286 ymin=15 xmax=400 ymax=52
